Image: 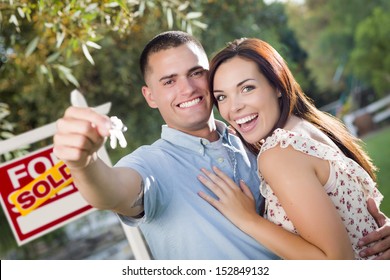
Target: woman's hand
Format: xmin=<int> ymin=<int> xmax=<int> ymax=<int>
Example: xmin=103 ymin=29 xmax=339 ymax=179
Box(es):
xmin=358 ymin=197 xmax=390 ymax=259
xmin=197 ymin=166 xmax=259 ymax=229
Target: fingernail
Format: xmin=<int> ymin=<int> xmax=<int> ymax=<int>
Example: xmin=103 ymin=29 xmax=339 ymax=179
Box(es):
xmin=105 ymin=120 xmax=112 ymax=130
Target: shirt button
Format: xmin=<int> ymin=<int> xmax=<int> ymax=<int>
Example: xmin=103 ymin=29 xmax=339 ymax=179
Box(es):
xmin=217 ymin=157 xmax=224 ymax=163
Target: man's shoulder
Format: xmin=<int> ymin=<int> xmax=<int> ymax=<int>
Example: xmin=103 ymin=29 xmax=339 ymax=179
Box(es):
xmin=130 ymin=139 xmax=170 ymax=154
xmin=115 ymin=140 xmax=172 ymax=169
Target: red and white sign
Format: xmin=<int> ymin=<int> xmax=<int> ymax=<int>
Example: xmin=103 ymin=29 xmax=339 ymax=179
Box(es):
xmin=0 ymin=145 xmax=94 ymax=245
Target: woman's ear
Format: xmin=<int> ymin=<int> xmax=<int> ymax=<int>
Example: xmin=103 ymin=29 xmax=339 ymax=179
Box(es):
xmin=142 ymin=86 xmax=158 ymax=108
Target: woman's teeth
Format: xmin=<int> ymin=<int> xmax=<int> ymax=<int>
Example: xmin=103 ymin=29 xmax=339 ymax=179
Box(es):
xmin=235 ymin=114 xmax=258 ymax=125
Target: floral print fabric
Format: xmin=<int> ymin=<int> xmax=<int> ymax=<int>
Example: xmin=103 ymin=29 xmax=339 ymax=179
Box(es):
xmin=259 ymin=128 xmax=383 ymax=259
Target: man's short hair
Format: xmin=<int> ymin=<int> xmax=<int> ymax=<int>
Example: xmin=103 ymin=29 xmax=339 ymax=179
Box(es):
xmin=139 ymin=30 xmax=205 ymax=80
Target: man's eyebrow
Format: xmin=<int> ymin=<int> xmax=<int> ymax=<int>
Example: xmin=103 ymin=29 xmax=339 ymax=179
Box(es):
xmin=188 ymin=66 xmax=206 ymax=73
xmin=159 ymin=74 xmax=177 ymax=82
xmin=158 ymin=66 xmax=206 ymax=82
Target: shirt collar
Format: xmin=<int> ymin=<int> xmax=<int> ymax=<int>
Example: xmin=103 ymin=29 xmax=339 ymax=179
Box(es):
xmin=161 ymin=120 xmax=231 ymax=154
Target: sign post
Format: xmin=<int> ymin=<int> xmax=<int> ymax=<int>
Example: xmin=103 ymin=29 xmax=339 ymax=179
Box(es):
xmin=0 ymin=92 xmax=150 ymax=259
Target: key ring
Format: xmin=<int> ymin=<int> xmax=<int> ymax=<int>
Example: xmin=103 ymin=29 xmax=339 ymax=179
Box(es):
xmin=109 ymin=116 xmax=127 ymax=149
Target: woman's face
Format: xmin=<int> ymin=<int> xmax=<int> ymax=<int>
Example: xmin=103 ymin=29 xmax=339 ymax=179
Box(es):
xmin=213 ymin=56 xmax=281 ymax=144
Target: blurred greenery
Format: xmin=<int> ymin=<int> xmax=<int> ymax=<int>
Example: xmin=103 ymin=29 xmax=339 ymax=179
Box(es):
xmin=364 ymin=127 xmax=390 ymax=217
xmin=0 ymin=0 xmax=389 ymax=259
xmin=287 ymin=0 xmax=390 ymax=101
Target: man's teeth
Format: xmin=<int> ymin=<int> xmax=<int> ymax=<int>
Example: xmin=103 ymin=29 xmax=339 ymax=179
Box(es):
xmin=179 ymin=98 xmax=201 ymax=108
xmin=236 ymin=114 xmax=257 ymax=125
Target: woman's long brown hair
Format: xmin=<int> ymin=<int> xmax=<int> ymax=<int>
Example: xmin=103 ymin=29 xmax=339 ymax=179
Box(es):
xmin=208 ymin=38 xmax=377 ymax=181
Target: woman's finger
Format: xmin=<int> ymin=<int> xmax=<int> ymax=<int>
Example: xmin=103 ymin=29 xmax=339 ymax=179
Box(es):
xmin=239 ymin=180 xmax=255 ymax=200
xmin=197 ymin=174 xmax=226 ymax=199
xmin=212 ymin=166 xmax=241 ymax=189
xmin=198 ymin=191 xmax=222 ymax=211
xmin=200 ymin=168 xmax=231 ymax=192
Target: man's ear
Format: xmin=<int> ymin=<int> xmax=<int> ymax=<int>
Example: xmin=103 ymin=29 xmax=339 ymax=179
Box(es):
xmin=142 ymin=86 xmax=158 ymax=108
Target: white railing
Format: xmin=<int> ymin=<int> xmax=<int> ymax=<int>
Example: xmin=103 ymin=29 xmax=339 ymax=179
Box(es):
xmin=343 ymin=94 xmax=390 ymax=136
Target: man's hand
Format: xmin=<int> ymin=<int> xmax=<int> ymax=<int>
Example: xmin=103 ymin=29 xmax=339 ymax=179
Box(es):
xmin=53 ymin=106 xmax=111 ymax=170
xmin=358 ymin=197 xmax=390 ymax=259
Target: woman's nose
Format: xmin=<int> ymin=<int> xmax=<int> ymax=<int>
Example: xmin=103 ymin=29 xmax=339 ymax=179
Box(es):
xmin=231 ymin=96 xmax=244 ymax=112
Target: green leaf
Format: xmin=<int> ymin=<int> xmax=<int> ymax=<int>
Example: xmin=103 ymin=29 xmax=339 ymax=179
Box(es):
xmin=82 ymin=43 xmax=95 ymax=65
xmin=40 ymin=64 xmax=48 ymax=74
xmin=185 ymin=12 xmax=202 ymax=20
xmin=56 ymin=64 xmax=80 ymax=87
xmin=104 ymin=2 xmax=120 ymax=8
xmin=1 ymin=132 xmax=14 ymax=139
xmin=191 ymin=20 xmax=207 ymax=30
xmin=86 ymin=3 xmax=99 ymax=13
xmin=166 ymin=8 xmax=173 ymax=29
xmin=9 ymin=14 xmax=19 ymax=26
xmin=17 ymin=7 xmax=25 ymax=18
xmin=56 ymin=32 xmax=65 ymax=48
xmin=46 ymin=52 xmax=61 ymax=64
xmin=178 ymin=2 xmax=190 ymax=11
xmin=25 ymin=37 xmax=40 ymax=57
xmin=86 ymin=41 xmax=102 ymax=49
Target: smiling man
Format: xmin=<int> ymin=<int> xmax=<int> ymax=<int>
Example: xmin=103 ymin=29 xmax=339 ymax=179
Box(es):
xmin=53 ymin=31 xmax=390 ymax=260
xmin=53 ymin=31 xmax=279 ymax=260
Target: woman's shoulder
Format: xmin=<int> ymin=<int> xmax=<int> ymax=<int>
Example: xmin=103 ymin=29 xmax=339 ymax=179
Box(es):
xmin=259 ymin=118 xmax=342 ymax=162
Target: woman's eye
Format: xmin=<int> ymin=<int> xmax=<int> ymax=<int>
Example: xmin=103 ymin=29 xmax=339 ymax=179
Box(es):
xmin=215 ymin=95 xmax=226 ymax=102
xmin=242 ymin=85 xmax=255 ymax=93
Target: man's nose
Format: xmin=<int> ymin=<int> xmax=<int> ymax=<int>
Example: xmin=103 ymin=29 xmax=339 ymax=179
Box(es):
xmin=178 ymin=77 xmax=195 ymax=94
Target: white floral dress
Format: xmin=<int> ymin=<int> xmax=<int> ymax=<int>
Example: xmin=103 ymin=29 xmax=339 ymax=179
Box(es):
xmin=259 ymin=128 xmax=383 ymax=259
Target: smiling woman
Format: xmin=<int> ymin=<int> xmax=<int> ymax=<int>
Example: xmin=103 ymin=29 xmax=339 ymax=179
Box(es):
xmin=198 ymin=37 xmax=386 ymax=260
xmin=211 ymin=56 xmax=281 ymax=144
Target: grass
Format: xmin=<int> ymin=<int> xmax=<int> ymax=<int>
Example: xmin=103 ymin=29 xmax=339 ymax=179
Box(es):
xmin=363 ymin=126 xmax=390 ymax=217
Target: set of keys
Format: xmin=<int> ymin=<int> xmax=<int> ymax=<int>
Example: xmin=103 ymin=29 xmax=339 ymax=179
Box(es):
xmin=70 ymin=90 xmax=127 ymax=149
xmin=109 ymin=116 xmax=127 ymax=149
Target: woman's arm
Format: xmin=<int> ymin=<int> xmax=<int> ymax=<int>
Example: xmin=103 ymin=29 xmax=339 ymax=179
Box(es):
xmin=198 ymin=145 xmax=354 ymax=259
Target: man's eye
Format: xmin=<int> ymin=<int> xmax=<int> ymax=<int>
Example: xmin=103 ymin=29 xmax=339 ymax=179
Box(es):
xmin=163 ymin=80 xmax=174 ymax=86
xmin=191 ymin=70 xmax=205 ymax=77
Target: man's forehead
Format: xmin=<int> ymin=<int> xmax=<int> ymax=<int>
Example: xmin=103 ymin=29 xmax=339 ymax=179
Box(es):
xmin=185 ymin=42 xmax=209 ymax=68
xmin=147 ymin=43 xmax=208 ymax=78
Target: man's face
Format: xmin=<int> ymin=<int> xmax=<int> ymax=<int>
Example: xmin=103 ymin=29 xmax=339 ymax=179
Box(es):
xmin=142 ymin=43 xmax=213 ymax=135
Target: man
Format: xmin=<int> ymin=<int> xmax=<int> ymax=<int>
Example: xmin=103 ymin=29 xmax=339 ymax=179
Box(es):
xmin=54 ymin=31 xmax=390 ymax=259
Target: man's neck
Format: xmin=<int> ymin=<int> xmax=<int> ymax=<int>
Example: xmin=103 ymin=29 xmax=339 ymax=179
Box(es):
xmin=195 ymin=114 xmax=219 ymax=142
xmin=169 ymin=118 xmax=219 ymax=142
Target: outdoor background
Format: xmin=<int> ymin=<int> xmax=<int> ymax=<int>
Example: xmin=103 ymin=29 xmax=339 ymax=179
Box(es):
xmin=1 ymin=0 xmax=389 ymax=259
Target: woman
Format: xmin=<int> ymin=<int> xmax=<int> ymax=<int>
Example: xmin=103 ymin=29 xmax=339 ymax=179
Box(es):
xmin=198 ymin=38 xmax=383 ymax=259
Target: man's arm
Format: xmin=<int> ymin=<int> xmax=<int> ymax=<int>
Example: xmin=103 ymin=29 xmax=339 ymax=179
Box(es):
xmin=358 ymin=198 xmax=390 ymax=259
xmin=53 ymin=106 xmax=144 ymax=217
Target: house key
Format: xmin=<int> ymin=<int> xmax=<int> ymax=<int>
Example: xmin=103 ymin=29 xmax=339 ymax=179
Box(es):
xmin=109 ymin=116 xmax=127 ymax=149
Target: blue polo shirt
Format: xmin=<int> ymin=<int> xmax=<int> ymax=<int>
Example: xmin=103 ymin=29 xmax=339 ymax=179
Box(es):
xmin=116 ymin=121 xmax=279 ymax=260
